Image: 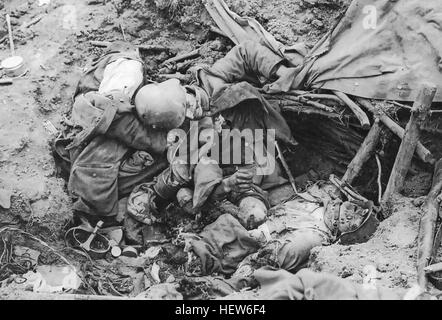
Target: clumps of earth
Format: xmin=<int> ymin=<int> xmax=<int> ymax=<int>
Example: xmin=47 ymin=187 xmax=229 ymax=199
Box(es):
xmin=225 ymin=0 xmax=351 ymax=46
xmin=0 ymin=0 xmax=433 ymax=298
xmin=310 ymin=197 xmax=421 ymax=296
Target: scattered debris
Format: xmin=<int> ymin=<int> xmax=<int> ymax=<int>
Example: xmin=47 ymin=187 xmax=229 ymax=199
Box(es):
xmin=42 ymin=120 xmax=58 ymax=136
xmin=13 ymin=246 xmax=40 ymax=267
xmin=37 ymin=0 xmax=51 ymax=6
xmin=0 ymin=0 xmax=441 ymax=302
xmin=0 ymin=78 xmax=13 ymax=86
xmin=143 ymin=246 xmax=162 ymax=260
xmin=24 ymin=265 xmax=81 ymax=293
xmin=0 ymin=189 xmax=12 ymax=209
xmin=150 ymin=262 xmax=161 ymax=284
xmin=136 ymin=283 xmax=183 ymax=300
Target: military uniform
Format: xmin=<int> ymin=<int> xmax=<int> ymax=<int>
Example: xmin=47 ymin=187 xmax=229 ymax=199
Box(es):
xmin=128 ymin=41 xmax=298 ymax=228
xmin=58 ymin=40 xmax=297 ymax=219
xmin=55 ymin=46 xmax=168 ymax=217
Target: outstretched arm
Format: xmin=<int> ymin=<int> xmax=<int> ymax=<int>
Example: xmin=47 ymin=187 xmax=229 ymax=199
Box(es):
xmin=106 ymin=113 xmax=167 ymax=155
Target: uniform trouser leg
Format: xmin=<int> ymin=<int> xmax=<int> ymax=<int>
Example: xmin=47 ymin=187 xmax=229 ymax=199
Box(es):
xmin=263 ymin=229 xmax=328 ymax=273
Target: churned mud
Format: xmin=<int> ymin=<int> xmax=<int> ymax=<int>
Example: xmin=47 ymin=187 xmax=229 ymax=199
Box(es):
xmin=0 ymin=0 xmax=439 ymax=298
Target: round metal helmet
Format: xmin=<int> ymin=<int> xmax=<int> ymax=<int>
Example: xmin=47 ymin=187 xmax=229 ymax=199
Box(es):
xmin=134 ymin=79 xmax=187 ymax=130
xmin=339 ymin=201 xmax=379 ymax=245
xmin=324 ymin=199 xmax=379 ymax=245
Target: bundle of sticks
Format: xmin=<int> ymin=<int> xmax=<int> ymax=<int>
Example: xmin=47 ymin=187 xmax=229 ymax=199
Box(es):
xmin=267 ymin=85 xmax=441 ymax=293
xmin=267 ymin=87 xmax=436 ymax=196
xmin=266 ymin=86 xmax=436 ymax=171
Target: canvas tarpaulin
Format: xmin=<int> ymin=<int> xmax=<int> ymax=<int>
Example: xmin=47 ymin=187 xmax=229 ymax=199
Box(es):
xmin=207 ymin=0 xmax=442 ymax=102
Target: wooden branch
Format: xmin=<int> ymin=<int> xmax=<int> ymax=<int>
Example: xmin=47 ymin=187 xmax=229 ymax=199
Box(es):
xmin=161 ymin=49 xmax=200 ymax=66
xmin=90 ymin=40 xmax=112 ymax=47
xmin=382 ymin=84 xmax=436 ymax=208
xmin=20 ymin=15 xmax=44 ymax=29
xmin=342 ymin=118 xmax=383 ymax=185
xmin=89 ymin=41 xmax=168 ymax=52
xmin=157 ymin=73 xmax=191 ymax=82
xmin=281 ymin=105 xmax=344 ymax=119
xmin=138 ymin=45 xmax=170 ymax=52
xmin=298 ymin=93 xmax=344 ymax=105
xmin=333 ymin=91 xmax=371 ymax=129
xmin=265 ymin=95 xmax=336 ymax=113
xmin=357 ymin=98 xmax=435 ymax=164
xmin=417 ymin=159 xmax=442 ymax=289
xmin=0 ymin=78 xmax=13 ymax=85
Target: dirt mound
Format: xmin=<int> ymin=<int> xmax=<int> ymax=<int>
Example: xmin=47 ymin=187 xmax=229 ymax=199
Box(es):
xmin=309 ymin=196 xmax=420 ymax=295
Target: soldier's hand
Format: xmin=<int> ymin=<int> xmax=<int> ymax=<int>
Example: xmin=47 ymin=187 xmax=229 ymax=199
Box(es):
xmin=223 ymin=168 xmax=254 ymax=194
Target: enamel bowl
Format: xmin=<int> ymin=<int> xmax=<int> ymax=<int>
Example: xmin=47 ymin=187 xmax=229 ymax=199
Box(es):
xmin=1 ymin=56 xmax=27 ymax=78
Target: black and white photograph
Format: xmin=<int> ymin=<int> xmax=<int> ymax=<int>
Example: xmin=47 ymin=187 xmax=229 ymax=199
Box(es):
xmin=0 ymin=0 xmax=441 ymax=308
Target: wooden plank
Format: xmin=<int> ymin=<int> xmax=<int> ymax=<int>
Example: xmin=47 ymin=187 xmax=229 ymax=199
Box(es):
xmin=342 ymin=118 xmax=383 ymax=185
xmin=417 ymin=159 xmax=442 ymax=288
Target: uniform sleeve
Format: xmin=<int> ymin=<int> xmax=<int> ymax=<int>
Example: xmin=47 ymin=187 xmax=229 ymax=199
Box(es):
xmin=208 ymin=40 xmax=286 ymax=86
xmin=106 ymin=113 xmax=167 ymax=155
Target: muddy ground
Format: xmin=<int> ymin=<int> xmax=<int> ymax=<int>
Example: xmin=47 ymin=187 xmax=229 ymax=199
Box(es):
xmin=0 ymin=0 xmax=440 ymax=299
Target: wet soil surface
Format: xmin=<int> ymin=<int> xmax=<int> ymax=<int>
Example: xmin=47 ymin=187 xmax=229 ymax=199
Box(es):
xmin=0 ymin=0 xmax=440 ymax=298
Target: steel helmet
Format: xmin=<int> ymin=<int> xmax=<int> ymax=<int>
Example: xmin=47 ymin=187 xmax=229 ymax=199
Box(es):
xmin=134 ymin=79 xmax=187 ymax=130
xmin=324 ymin=199 xmax=379 ymax=245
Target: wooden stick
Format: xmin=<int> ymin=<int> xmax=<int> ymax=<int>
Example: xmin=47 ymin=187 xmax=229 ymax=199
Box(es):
xmin=6 ymin=14 xmax=15 ymax=56
xmin=382 ymin=84 xmax=436 ymax=208
xmin=281 ymin=105 xmax=343 ymax=119
xmin=87 ymin=0 xmax=105 ymax=4
xmin=342 ymin=118 xmax=383 ymax=185
xmin=90 ymin=40 xmax=169 ymax=53
xmin=90 ymin=40 xmax=112 ymax=47
xmin=119 ymin=23 xmax=127 ymax=41
xmin=417 ymin=159 xmax=442 ymax=288
xmin=264 ymin=94 xmax=336 ymax=113
xmin=21 ymin=15 xmax=44 ymax=29
xmin=333 ymin=91 xmax=371 ymax=129
xmin=276 ymin=141 xmax=298 ymax=194
xmin=161 ymin=49 xmax=200 ymax=66
xmin=298 ymin=93 xmax=344 ymax=105
xmin=138 ymin=45 xmax=169 ymax=52
xmin=0 ymin=78 xmax=13 ymax=85
xmin=157 ymin=73 xmax=191 ymax=82
xmin=357 ymin=98 xmax=435 ymax=165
